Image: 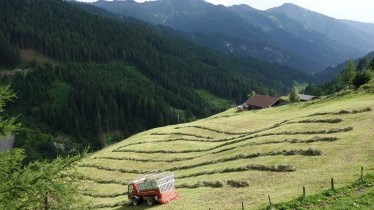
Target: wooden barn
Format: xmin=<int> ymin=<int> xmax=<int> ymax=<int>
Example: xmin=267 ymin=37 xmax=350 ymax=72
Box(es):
xmin=241 ymin=94 xmax=281 ymax=110
xmin=299 ymin=94 xmax=319 ymax=101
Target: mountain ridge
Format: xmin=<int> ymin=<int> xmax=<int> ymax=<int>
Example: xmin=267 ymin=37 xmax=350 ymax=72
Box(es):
xmin=269 ymin=3 xmax=374 ymax=53
xmin=91 ymin=0 xmax=367 ymax=74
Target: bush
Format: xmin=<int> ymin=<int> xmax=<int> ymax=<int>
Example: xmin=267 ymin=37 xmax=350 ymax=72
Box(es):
xmin=353 ymin=70 xmax=372 ymax=88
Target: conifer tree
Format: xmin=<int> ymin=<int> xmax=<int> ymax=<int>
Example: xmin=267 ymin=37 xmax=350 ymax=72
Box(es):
xmin=0 ymin=85 xmax=87 ymax=209
xmin=356 ymin=58 xmax=368 ymax=72
xmin=340 ymin=60 xmax=356 ymax=88
xmin=289 ymin=87 xmax=300 ymax=103
xmin=370 ymin=57 xmax=374 ymax=70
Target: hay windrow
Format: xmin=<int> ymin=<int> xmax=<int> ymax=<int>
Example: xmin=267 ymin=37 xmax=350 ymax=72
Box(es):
xmin=227 ymin=180 xmax=249 ymax=188
xmin=176 ymin=181 xmax=224 ymax=188
xmin=177 ymin=164 xmax=295 ymax=179
xmin=83 ymin=191 xmax=128 ymax=198
xmin=113 ymin=127 xmax=350 ymax=153
xmin=306 ymin=107 xmax=371 ymax=117
xmin=78 ymin=175 xmax=128 ymax=185
xmin=98 ymin=137 xmax=337 ymax=163
xmin=80 ymin=149 xmax=319 ymax=175
xmin=150 ymin=132 xmax=213 ymax=139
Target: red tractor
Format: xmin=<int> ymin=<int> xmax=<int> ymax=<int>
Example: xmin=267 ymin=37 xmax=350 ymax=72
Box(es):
xmin=128 ymin=172 xmax=179 ymax=206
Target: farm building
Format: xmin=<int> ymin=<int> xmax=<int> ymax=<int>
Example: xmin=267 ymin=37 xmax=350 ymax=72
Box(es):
xmin=299 ymin=94 xmax=319 ymax=101
xmin=239 ymin=94 xmax=281 ymax=110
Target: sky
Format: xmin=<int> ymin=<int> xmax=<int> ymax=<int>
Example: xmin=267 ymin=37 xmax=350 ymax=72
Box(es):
xmin=78 ymin=0 xmax=374 ymax=23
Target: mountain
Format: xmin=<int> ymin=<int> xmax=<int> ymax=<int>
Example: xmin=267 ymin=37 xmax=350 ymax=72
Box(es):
xmin=0 ymin=0 xmax=308 ymax=157
xmin=269 ymin=3 xmax=374 ymax=53
xmin=314 ymin=51 xmax=374 ymax=84
xmin=76 ymin=81 xmax=374 ymax=209
xmin=340 ymin=19 xmax=374 ymax=36
xmin=163 ymin=29 xmax=320 ymax=72
xmin=92 ymin=0 xmax=364 ymax=73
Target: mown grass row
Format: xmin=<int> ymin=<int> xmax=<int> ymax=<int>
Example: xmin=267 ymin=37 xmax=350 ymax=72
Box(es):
xmin=176 ymin=164 xmax=295 ymax=179
xmin=176 ymin=180 xmax=249 ymax=188
xmin=112 ymin=127 xmax=351 ymax=153
xmin=83 ymin=191 xmax=128 ymax=198
xmin=80 ymin=163 xmax=295 ymax=181
xmin=175 ymin=118 xmax=342 ymax=135
xmin=98 ymin=136 xmax=338 ymax=163
xmin=174 ymin=107 xmax=370 ymax=136
xmin=150 ymin=132 xmax=213 ymax=139
xmin=78 ymin=164 xmax=142 ymax=174
xmin=115 ymin=114 xmax=347 ymax=150
xmin=80 ymin=148 xmax=320 ymax=175
xmin=98 ymin=136 xmax=337 ymax=163
xmin=93 ymin=201 xmax=127 ymax=209
xmin=306 ymin=107 xmax=371 ymax=117
xmin=113 ymin=107 xmax=367 ymax=151
xmin=164 ymin=148 xmax=321 ymax=172
xmin=176 ymin=181 xmax=224 ymax=189
xmin=227 ymin=180 xmax=249 ymax=188
xmin=78 ymin=174 xmax=128 ymax=185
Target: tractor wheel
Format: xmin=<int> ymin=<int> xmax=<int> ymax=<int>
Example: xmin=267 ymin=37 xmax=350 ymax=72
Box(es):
xmin=146 ymin=196 xmax=156 ymax=206
xmin=132 ymin=197 xmax=140 ymax=206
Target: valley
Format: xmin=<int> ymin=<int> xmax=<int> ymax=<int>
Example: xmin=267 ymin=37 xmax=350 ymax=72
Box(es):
xmin=0 ymin=0 xmax=373 ymax=209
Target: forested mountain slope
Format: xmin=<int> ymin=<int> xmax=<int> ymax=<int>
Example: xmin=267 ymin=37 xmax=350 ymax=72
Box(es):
xmin=0 ymin=0 xmax=308 ymax=158
xmin=92 ymin=0 xmax=363 ymax=73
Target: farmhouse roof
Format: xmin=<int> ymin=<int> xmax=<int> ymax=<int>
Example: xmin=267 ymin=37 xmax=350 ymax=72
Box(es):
xmin=299 ymin=94 xmax=318 ymax=101
xmin=244 ymin=94 xmax=279 ymax=108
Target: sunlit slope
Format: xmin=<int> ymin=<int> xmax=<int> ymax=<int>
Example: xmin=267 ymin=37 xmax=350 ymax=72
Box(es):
xmin=77 ymin=87 xmax=374 ymax=210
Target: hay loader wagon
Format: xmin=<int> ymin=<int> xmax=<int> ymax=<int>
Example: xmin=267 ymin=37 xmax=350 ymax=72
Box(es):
xmin=128 ymin=172 xmax=179 ymax=206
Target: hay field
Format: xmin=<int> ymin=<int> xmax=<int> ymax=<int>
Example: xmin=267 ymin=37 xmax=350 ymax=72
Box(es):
xmin=77 ymin=90 xmax=374 ymax=209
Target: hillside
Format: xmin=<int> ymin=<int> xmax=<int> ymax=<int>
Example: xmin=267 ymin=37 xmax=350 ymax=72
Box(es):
xmin=0 ymin=0 xmax=310 ymax=158
xmin=91 ymin=0 xmax=362 ymax=73
xmin=264 ymin=172 xmax=374 ymax=209
xmin=77 ymin=83 xmax=374 ymax=209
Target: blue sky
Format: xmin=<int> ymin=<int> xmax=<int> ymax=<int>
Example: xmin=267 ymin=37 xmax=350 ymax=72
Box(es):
xmin=78 ymin=0 xmax=374 ymax=23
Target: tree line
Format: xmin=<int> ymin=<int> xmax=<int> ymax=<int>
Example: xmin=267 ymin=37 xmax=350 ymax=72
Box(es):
xmin=304 ymin=58 xmax=374 ymax=96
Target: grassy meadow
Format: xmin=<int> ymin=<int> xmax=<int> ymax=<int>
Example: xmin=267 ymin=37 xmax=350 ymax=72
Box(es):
xmin=77 ymin=87 xmax=374 ymax=209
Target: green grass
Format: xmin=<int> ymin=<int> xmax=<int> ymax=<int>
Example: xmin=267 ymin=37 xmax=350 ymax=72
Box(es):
xmin=195 ymin=89 xmax=231 ymax=110
xmin=76 ymin=83 xmax=374 ymax=209
xmin=263 ymin=173 xmax=374 ymax=210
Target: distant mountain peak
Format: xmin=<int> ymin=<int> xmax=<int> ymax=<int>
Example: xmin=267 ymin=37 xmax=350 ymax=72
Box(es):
xmin=270 ymin=3 xmax=310 ymax=13
xmin=229 ymin=4 xmax=257 ymax=11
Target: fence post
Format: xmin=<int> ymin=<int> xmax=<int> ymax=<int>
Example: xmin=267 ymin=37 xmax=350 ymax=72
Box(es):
xmin=303 ymin=186 xmax=306 ymax=197
xmin=331 ymin=178 xmax=335 ymax=191
xmin=268 ymin=195 xmax=272 ymax=206
xmin=242 ymin=201 xmax=244 ymax=210
xmin=361 ymin=167 xmax=364 ymax=180
xmin=44 ymin=194 xmax=48 ymax=210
